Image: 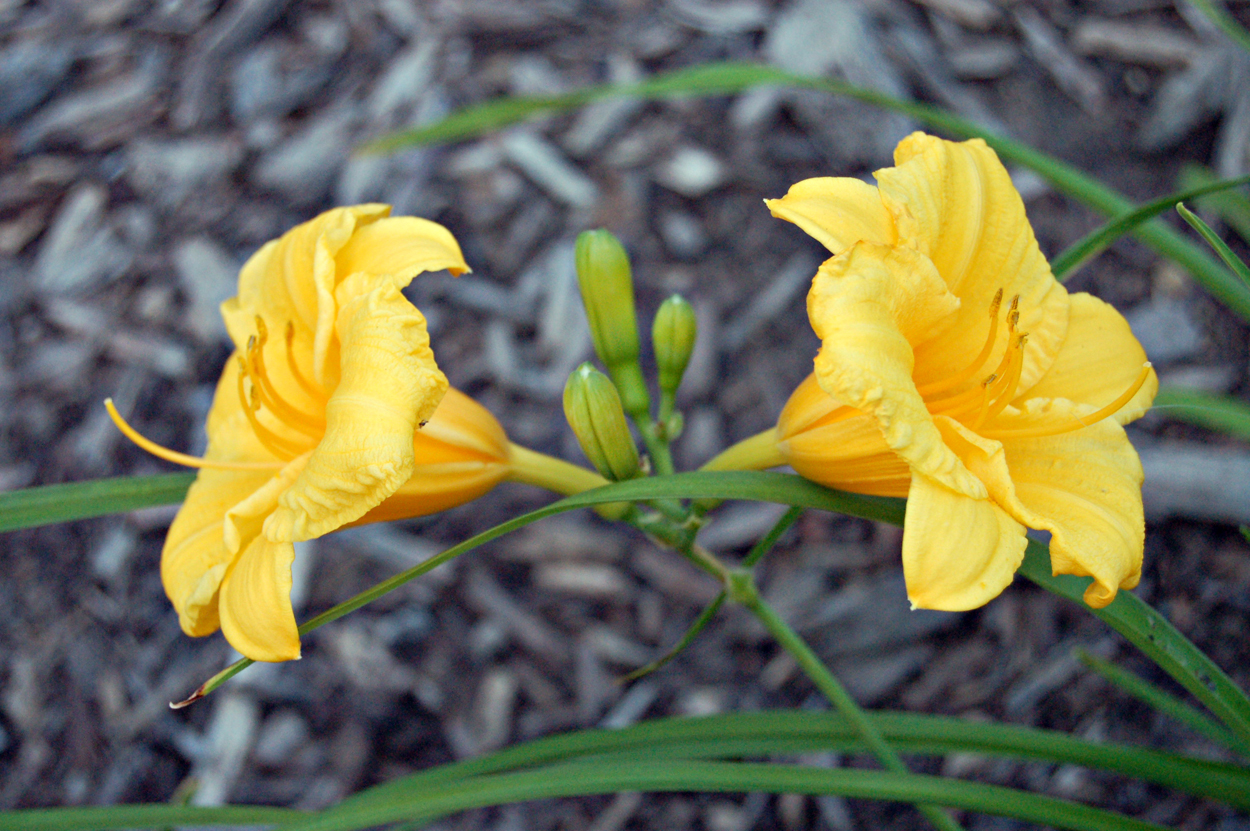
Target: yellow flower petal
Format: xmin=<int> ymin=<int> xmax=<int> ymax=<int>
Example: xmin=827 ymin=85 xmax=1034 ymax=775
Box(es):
xmin=161 ymin=468 xmax=272 ymax=636
xmin=218 ymin=535 xmax=301 ymax=662
xmin=231 ymin=205 xmax=392 ymax=388
xmin=1016 ymin=292 xmax=1158 ymax=425
xmin=352 ymin=387 xmax=513 ymax=525
xmin=334 ymin=216 xmax=471 ymax=287
xmin=878 ymin=134 xmax=1068 ymax=393
xmin=265 ymin=277 xmax=448 ymax=542
xmin=903 ymin=471 xmax=1027 ymax=610
xmin=938 ymin=405 xmax=1144 ymax=608
xmin=776 ymin=373 xmax=910 ymax=497
xmin=809 ymin=241 xmax=982 ymax=497
xmin=765 ymin=177 xmax=897 ymax=254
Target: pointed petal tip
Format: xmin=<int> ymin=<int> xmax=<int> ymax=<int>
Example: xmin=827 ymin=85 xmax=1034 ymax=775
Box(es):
xmin=1081 ymin=580 xmax=1118 ymax=609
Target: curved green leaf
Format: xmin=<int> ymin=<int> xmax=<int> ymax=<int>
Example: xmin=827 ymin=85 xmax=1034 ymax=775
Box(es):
xmin=364 ymin=60 xmax=1250 ymax=321
xmin=1178 ymin=202 xmax=1250 ymax=287
xmin=334 ymin=710 xmax=1250 ymax=812
xmin=1187 ymin=0 xmax=1250 ymax=55
xmin=1153 ymin=387 xmax=1250 ymax=442
xmin=0 ymin=472 xmax=195 ymax=533
xmin=178 ymin=470 xmax=1250 ymax=754
xmin=1050 ymin=175 xmax=1250 ymax=280
xmin=283 ymin=759 xmax=1168 ymax=831
xmin=1076 ymin=649 xmax=1250 ymax=758
xmin=0 ymin=804 xmax=300 ymax=831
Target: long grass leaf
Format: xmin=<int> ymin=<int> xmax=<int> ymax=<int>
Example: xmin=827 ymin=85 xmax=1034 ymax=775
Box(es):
xmin=1178 ymin=202 xmax=1250 ymax=287
xmin=1 ymin=804 xmax=300 ymax=831
xmin=1179 ymin=164 xmax=1250 ymax=241
xmin=56 ymin=468 xmax=1250 ymax=756
xmin=282 ymin=759 xmax=1168 ymax=831
xmin=0 ymin=472 xmax=195 ymax=533
xmin=1076 ymin=649 xmax=1250 ymax=757
xmin=1050 ymin=174 xmax=1250 ymax=280
xmin=1017 ymin=539 xmax=1250 ymax=752
xmin=331 ymin=710 xmax=1249 ymax=813
xmin=1153 ymin=386 xmax=1250 ymax=442
xmin=364 ymin=60 xmax=1250 ymax=321
xmin=1186 ymin=0 xmax=1250 ymax=55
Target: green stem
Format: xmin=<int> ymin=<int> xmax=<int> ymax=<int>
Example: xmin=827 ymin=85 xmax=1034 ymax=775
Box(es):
xmin=732 ymin=570 xmax=966 ymax=831
xmin=506 ymin=443 xmax=633 ymax=521
xmin=658 ymin=389 xmax=678 ymax=427
xmin=637 ymin=414 xmax=677 ymax=477
xmin=625 ymin=505 xmax=804 ymax=681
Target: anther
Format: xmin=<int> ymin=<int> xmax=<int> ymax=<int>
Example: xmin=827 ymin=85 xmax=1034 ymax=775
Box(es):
xmin=245 ymin=319 xmax=324 ymax=437
xmin=236 ymin=357 xmax=304 ymax=460
xmin=917 ymin=288 xmax=1007 ymax=400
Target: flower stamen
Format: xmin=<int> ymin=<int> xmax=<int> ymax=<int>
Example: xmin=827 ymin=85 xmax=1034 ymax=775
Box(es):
xmin=982 ymin=362 xmax=1154 ymax=440
xmin=974 ymin=333 xmax=1028 ymax=429
xmin=284 ymin=321 xmax=323 ymax=398
xmin=247 ymin=319 xmax=325 ymax=437
xmin=917 ymin=289 xmax=1006 ymax=399
xmin=236 ymin=357 xmax=306 ymax=461
xmin=104 ymin=398 xmax=283 ymax=471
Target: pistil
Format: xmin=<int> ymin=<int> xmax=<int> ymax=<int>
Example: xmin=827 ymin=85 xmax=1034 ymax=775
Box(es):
xmin=916 ymin=290 xmax=1009 ymax=399
xmin=246 ymin=319 xmax=325 ymax=436
xmin=981 ymin=362 xmax=1153 ymax=440
xmin=235 ymin=357 xmax=307 ymax=461
xmin=104 ymin=399 xmax=282 ymax=471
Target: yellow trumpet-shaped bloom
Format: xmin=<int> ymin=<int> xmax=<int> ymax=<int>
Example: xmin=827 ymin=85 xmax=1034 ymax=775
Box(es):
xmin=120 ymin=205 xmax=519 ymax=662
xmin=715 ymin=133 xmax=1157 ymax=611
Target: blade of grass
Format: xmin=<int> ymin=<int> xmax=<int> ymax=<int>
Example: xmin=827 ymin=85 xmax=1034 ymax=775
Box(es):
xmin=365 ymin=60 xmax=1250 ymax=321
xmin=0 ymin=472 xmax=195 ymax=533
xmin=1187 ymin=0 xmax=1250 ymax=55
xmin=1016 ymin=539 xmax=1250 ymax=753
xmin=1152 ymin=386 xmax=1250 ymax=442
xmin=330 ymin=710 xmax=1250 ymax=814
xmin=1076 ymin=648 xmax=1250 ymax=757
xmin=281 ymin=758 xmax=1169 ymax=831
xmin=1050 ymin=174 xmax=1250 ymax=280
xmin=1178 ymin=202 xmax=1250 ymax=287
xmin=1178 ymin=164 xmax=1250 ymax=241
xmin=165 ymin=469 xmax=1250 ymax=756
xmin=1 ymin=804 xmax=301 ymax=831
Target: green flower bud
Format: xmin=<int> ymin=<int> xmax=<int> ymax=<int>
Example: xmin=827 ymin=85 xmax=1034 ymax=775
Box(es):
xmin=575 ymin=229 xmax=650 ymax=417
xmin=652 ymin=294 xmax=697 ymax=397
xmin=563 ymin=363 xmax=641 ymax=481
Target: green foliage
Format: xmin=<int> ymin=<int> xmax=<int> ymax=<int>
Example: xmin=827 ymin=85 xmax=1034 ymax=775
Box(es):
xmin=364 ymin=60 xmax=1250 ymax=321
xmin=0 ymin=472 xmax=194 ymax=533
xmin=1153 ymin=387 xmax=1250 ymax=443
xmin=1050 ymin=174 xmax=1250 ymax=281
xmin=1178 ymin=202 xmax=1250 ymax=288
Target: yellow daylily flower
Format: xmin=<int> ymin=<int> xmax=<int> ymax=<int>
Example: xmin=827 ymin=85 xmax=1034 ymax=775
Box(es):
xmin=107 ymin=205 xmax=536 ymax=662
xmin=708 ymin=133 xmax=1156 ymax=612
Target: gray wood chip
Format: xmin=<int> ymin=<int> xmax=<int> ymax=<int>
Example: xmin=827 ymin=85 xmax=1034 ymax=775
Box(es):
xmin=501 ymin=130 xmax=599 ymax=209
xmin=1012 ymin=6 xmax=1108 ymax=115
xmin=1072 ymin=19 xmax=1203 ymax=68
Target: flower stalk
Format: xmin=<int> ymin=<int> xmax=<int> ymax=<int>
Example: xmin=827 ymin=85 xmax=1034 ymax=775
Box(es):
xmin=729 ymin=569 xmax=966 ymax=831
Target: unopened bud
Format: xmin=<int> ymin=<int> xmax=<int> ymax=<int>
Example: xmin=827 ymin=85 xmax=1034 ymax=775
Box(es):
xmin=575 ymin=229 xmax=650 ymax=417
xmin=563 ymin=363 xmax=641 ymax=481
xmin=652 ymin=294 xmax=697 ymax=397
